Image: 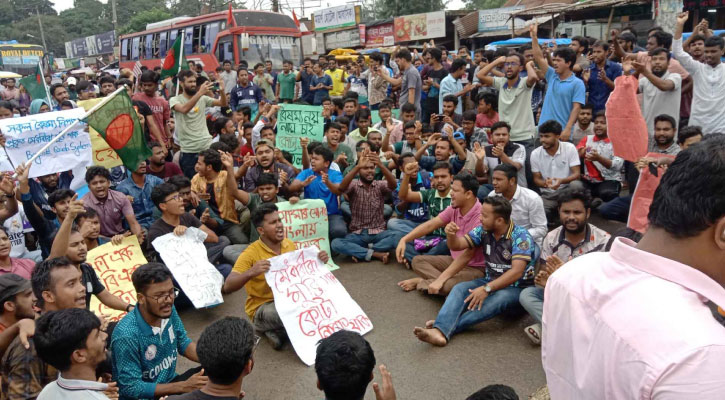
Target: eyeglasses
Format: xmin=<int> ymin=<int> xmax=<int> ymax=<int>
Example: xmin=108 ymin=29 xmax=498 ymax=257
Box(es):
xmin=504 ymin=62 xmax=520 ymax=67
xmin=147 ymin=288 xmax=179 ymax=303
xmin=162 ymin=194 xmax=182 ymax=203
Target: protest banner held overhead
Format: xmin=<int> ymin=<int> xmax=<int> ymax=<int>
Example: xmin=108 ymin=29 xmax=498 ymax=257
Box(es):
xmin=277 ymin=199 xmax=339 ymax=271
xmin=0 ymin=108 xmax=92 ymax=179
xmin=276 ymin=104 xmax=325 ymax=168
xmin=265 ymin=246 xmax=372 ymax=365
xmin=77 ymin=98 xmax=124 ymax=168
xmin=87 ymin=236 xmax=147 ymax=322
xmin=152 ymin=227 xmax=224 ymax=309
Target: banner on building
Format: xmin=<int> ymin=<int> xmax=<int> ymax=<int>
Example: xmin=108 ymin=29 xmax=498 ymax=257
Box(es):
xmin=313 ymin=5 xmax=358 ymax=32
xmin=394 ymin=11 xmax=446 ymax=42
xmin=65 ymin=30 xmax=116 ymax=58
xmin=365 ymin=23 xmax=395 ymax=47
xmin=478 ymin=6 xmax=525 ymax=32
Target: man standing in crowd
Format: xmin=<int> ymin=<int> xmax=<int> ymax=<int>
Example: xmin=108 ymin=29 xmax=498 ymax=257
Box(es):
xmin=440 ymin=58 xmax=475 ymax=116
xmin=325 ymin=58 xmax=348 ymax=100
xmin=230 ymin=68 xmax=263 ymax=116
xmin=296 ymin=57 xmax=315 ymax=104
xmin=379 ymin=49 xmax=422 ymax=119
xmin=171 ymin=69 xmax=227 ymax=178
xmin=134 ymin=70 xmax=171 ymax=148
xmin=635 ymin=49 xmax=682 ymax=141
xmin=422 ymin=48 xmax=448 ymax=122
xmin=581 ymin=41 xmax=621 ymax=113
xmin=218 ymin=60 xmax=237 ymax=94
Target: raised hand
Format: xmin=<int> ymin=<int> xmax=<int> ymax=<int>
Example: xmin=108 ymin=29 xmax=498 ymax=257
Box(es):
xmin=529 ymin=21 xmax=538 ymax=38
xmin=403 ymin=161 xmax=419 ymax=176
xmin=676 ymin=11 xmax=689 ymax=26
xmin=473 ymin=142 xmax=486 ymax=160
xmin=220 ymin=151 xmax=234 ymax=170
xmin=300 ymin=137 xmax=310 ymax=149
xmin=372 ymin=364 xmax=396 ymax=400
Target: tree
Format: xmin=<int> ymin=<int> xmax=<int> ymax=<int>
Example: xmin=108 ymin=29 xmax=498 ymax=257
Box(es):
xmin=464 ymin=0 xmax=507 ymax=10
xmin=120 ymin=8 xmax=173 ymax=34
xmin=372 ymin=0 xmax=447 ymax=20
xmin=60 ymin=0 xmax=113 ymax=38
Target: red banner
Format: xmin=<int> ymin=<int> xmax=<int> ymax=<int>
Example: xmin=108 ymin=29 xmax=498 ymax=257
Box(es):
xmin=365 ymin=23 xmax=394 ymax=48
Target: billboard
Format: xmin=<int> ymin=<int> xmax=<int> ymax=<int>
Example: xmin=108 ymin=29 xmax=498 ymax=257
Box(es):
xmin=65 ymin=31 xmax=116 ymax=58
xmin=478 ymin=6 xmax=526 ymax=32
xmin=394 ymin=11 xmax=446 ymax=43
xmin=313 ymin=5 xmax=358 ymax=32
xmin=365 ymin=23 xmax=394 ymax=47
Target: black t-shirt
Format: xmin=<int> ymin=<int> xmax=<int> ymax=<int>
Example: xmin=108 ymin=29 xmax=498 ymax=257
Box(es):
xmin=427 ymin=67 xmax=449 ymax=101
xmin=148 ymin=213 xmax=203 ymax=244
xmin=132 ymin=99 xmax=153 ymax=142
xmin=80 ymin=263 xmax=105 ymax=308
xmin=167 ymin=390 xmax=238 ymax=400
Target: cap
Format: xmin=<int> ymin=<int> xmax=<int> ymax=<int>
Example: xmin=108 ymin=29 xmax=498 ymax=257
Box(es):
xmin=453 ymin=131 xmax=465 ymax=141
xmin=255 ymin=139 xmax=275 ymax=151
xmin=66 ymin=77 xmax=77 ymax=86
xmin=0 ymin=274 xmax=32 ymax=304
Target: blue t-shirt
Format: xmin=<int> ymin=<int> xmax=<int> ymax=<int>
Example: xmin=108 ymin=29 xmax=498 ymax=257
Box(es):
xmin=116 ymin=174 xmax=164 ymax=229
xmin=311 ymin=74 xmax=333 ymax=105
xmin=465 ymin=222 xmax=538 ymax=287
xmin=295 ymin=168 xmax=343 ymax=215
xmin=229 ymin=83 xmax=264 ymax=114
xmin=539 ymin=66 xmax=586 ymax=131
xmin=299 ymin=70 xmax=315 ymax=103
xmin=586 ymin=60 xmax=623 ymax=113
xmin=111 ymin=306 xmax=192 ymax=400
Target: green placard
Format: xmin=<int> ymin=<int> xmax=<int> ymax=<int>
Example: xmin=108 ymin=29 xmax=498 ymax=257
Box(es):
xmin=371 ymin=108 xmax=400 ymax=125
xmin=276 ymin=104 xmax=325 ymax=168
xmin=276 ymin=199 xmax=339 ymax=271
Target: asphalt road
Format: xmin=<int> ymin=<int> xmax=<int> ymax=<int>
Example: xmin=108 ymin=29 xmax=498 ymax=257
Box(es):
xmin=177 ymin=215 xmax=625 ymax=399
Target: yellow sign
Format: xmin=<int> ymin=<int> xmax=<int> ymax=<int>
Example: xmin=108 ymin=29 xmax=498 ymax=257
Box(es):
xmin=0 ymin=49 xmax=44 ymax=57
xmin=77 ymin=98 xmax=123 ymax=168
xmin=88 ymin=236 xmax=147 ymax=322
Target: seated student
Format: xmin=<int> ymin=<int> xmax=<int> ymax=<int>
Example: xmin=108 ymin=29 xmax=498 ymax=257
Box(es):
xmin=76 ymin=208 xmax=125 ymax=251
xmin=322 ymin=121 xmax=355 ymax=171
xmin=481 ymin=121 xmax=526 ymax=191
xmin=239 ymin=139 xmax=296 ymax=196
xmin=0 ymin=228 xmax=37 ymax=280
xmin=147 ymin=142 xmax=183 ymax=180
xmin=414 ymin=131 xmax=468 ymax=175
xmin=2 ymin=257 xmax=87 ymax=399
xmin=0 ymin=274 xmax=34 ymax=333
xmin=117 ymin=161 xmax=165 ymax=229
xmin=388 ymin=153 xmax=432 ymax=235
xmin=345 ymin=109 xmax=381 ymax=150
xmin=414 ymin=196 xmax=537 ymax=347
xmin=49 ymin=197 xmax=132 ymax=314
xmin=431 ymin=95 xmax=463 ymax=132
xmin=166 ymin=317 xmax=256 ymax=400
xmin=34 ymin=308 xmax=113 ymax=400
xmin=394 ymin=161 xmax=453 ymax=266
xmin=315 ymin=330 xmax=396 ymax=400
xmin=571 ymin=103 xmax=594 ymax=145
xmin=575 ymin=111 xmax=623 ymax=203
xmin=329 ymin=150 xmax=398 ymax=263
xmin=82 ymin=166 xmax=145 ymax=243
xmin=111 ymin=263 xmax=208 ymax=400
xmin=18 ymin=180 xmax=74 ymax=258
xmin=167 ymin=175 xmax=224 ymax=233
xmin=677 ymin=125 xmax=703 ymax=150
xmin=223 ymin=204 xmax=329 ymax=350
xmin=383 ymin=121 xmax=425 ymax=169
xmin=191 ymin=149 xmax=247 ymax=245
xmin=462 ymin=110 xmax=489 ymax=150
xmin=519 ymin=188 xmax=611 ymax=345
xmin=288 ymin=146 xmax=348 ymax=240
xmin=488 ymin=164 xmax=547 ymax=246
xmin=373 ymin=100 xmax=402 ymax=139
xmin=238 ymin=122 xmax=255 ymax=157
xmin=149 ymin=183 xmax=232 ymax=275
xmin=341 ymin=98 xmax=359 ymax=131
xmin=475 ymin=91 xmax=499 ymax=131
xmin=453 ymin=130 xmax=480 ymax=176
xmin=531 ymin=120 xmax=583 ymax=222
xmin=27 ymin=170 xmax=73 ymax=220
xmin=383 ymin=102 xmax=416 ymax=144
xmin=396 ymin=173 xmax=485 ymax=294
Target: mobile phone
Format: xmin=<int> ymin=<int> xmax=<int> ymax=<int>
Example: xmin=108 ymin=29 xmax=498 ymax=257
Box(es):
xmin=212 ymin=82 xmax=220 ymax=91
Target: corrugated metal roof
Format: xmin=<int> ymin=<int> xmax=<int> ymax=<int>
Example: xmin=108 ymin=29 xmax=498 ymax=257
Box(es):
xmin=509 ymin=0 xmax=648 ymax=17
xmin=454 ymin=11 xmax=480 ymax=38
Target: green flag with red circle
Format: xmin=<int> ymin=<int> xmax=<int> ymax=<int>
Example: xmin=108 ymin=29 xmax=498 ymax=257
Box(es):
xmin=84 ymin=90 xmax=152 ymax=171
xmin=160 ymin=35 xmax=189 ymax=80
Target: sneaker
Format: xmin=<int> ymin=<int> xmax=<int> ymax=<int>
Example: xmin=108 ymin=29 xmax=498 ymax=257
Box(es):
xmin=264 ymin=330 xmax=284 ymax=350
xmin=525 ymin=323 xmax=542 ymax=345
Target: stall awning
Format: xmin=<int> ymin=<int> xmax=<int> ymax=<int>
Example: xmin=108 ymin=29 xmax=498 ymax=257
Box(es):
xmin=509 ymin=0 xmax=649 ymax=18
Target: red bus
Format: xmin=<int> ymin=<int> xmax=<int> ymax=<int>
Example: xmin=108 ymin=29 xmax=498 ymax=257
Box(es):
xmin=119 ymin=10 xmax=302 ymax=73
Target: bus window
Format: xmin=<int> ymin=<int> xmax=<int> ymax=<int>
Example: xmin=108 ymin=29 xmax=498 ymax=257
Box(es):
xmin=121 ymin=39 xmax=128 ymax=61
xmin=145 ymin=34 xmax=153 ymax=59
xmin=169 ymin=29 xmax=178 ymax=45
xmin=184 ymin=27 xmax=193 ymax=55
xmin=208 ymin=22 xmax=220 ymax=51
xmin=159 ymin=31 xmax=168 ymax=57
xmin=199 ymin=24 xmax=207 ymax=53
xmin=192 ymin=25 xmax=201 ymax=53
xmin=132 ymin=36 xmax=140 ymax=60
xmin=216 ymin=36 xmax=233 ymax=63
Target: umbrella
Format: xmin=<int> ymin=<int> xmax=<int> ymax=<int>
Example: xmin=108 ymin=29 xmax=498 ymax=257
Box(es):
xmin=0 ymin=71 xmax=22 ymax=79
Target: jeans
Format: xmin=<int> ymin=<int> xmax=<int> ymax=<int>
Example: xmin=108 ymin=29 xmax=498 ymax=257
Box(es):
xmin=223 ymin=244 xmax=249 ymax=264
xmin=179 ymin=152 xmax=200 ymax=179
xmin=328 ymin=214 xmax=348 ymax=240
xmin=583 ymin=180 xmax=621 ymax=202
xmin=221 ymin=220 xmax=249 ymax=245
xmin=387 ymin=218 xmax=422 ymax=235
xmin=205 ymin=235 xmax=230 ymax=265
xmin=331 ymin=229 xmax=399 ymax=261
xmin=411 ymin=254 xmax=482 ymax=294
xmin=433 ymin=278 xmax=524 ymax=341
xmin=519 ymin=286 xmax=544 ymax=324
xmin=600 ymin=195 xmax=632 ymax=223
xmin=476 ymin=184 xmax=494 ymax=202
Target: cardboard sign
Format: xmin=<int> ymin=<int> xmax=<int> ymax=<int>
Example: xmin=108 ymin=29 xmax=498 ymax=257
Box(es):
xmin=277 ymin=199 xmax=339 ymax=271
xmin=276 ymin=104 xmax=325 ymax=168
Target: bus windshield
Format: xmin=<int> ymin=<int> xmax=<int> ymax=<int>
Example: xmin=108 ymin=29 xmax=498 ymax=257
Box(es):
xmin=239 ymin=35 xmax=300 ymax=68
xmin=0 ymin=45 xmax=44 ymax=75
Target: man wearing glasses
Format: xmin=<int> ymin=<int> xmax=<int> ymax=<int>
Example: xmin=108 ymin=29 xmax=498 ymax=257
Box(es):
xmin=111 ymin=263 xmax=208 ymax=400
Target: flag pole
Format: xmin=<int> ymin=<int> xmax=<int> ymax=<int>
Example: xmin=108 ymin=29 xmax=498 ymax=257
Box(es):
xmin=175 ymin=34 xmax=185 ymax=97
xmin=38 ymin=61 xmax=53 ymax=110
xmin=14 ymin=87 xmax=126 ymax=176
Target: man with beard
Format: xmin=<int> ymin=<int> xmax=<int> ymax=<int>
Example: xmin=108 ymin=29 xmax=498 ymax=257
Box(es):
xmin=230 ymin=68 xmax=263 ymax=116
xmin=685 ymin=34 xmax=706 ymax=63
xmin=147 ymin=142 xmax=183 ymax=180
xmin=0 ymin=274 xmax=34 ymax=333
xmin=117 ymin=161 xmax=164 ymax=229
xmin=674 ymin=12 xmax=725 ymax=134
xmin=28 ymin=170 xmax=74 ymax=220
xmin=239 ymin=139 xmax=296 ymax=196
xmin=634 ymin=49 xmax=682 ymax=142
xmin=112 ymin=263 xmax=207 ymax=399
xmin=581 ymin=41 xmax=622 ymax=114
xmin=647 ymin=115 xmax=681 ymax=156
xmin=481 ymin=121 xmax=526 ymax=189
xmin=519 ymin=188 xmax=610 ymax=345
xmin=223 ymin=204 xmax=329 ymax=350
xmin=170 ymin=69 xmax=228 ymax=178
xmin=322 ymin=122 xmax=355 ymax=172
xmin=329 ymin=150 xmax=398 ymax=263
xmin=415 ymin=132 xmax=468 ymax=175
xmin=571 ymin=104 xmax=594 ymax=145
xmin=576 ymin=111 xmax=624 ymax=203
xmin=134 ymin=70 xmax=171 ymax=149
xmin=488 ymin=164 xmax=547 ymax=246
xmin=35 ymin=308 xmax=113 ymax=399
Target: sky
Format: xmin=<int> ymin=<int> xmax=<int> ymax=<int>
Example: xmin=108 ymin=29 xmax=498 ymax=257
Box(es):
xmin=52 ymin=0 xmax=467 ymax=19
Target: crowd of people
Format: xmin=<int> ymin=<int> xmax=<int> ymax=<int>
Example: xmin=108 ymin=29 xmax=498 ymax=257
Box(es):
xmin=0 ymin=10 xmax=724 ymax=399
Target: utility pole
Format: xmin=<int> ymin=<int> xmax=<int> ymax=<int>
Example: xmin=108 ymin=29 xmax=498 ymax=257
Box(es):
xmin=272 ymin=0 xmax=279 ymax=12
xmin=111 ymin=0 xmax=118 ymax=34
xmin=35 ymin=7 xmax=48 ymax=53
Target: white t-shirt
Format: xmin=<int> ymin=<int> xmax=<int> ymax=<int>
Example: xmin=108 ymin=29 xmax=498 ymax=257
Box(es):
xmin=639 ymin=71 xmax=682 ymax=141
xmin=531 ymin=141 xmax=581 ymax=193
xmin=3 ymin=205 xmax=32 ymax=258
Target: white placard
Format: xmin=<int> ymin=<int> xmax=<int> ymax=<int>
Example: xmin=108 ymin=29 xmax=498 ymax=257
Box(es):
xmin=151 ymin=227 xmax=224 ymax=309
xmin=0 ymin=108 xmax=92 ymax=178
xmin=265 ymin=247 xmax=372 ymax=365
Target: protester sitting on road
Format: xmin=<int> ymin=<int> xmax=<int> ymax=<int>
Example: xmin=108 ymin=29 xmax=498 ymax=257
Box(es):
xmin=414 ymin=196 xmax=537 ymax=347
xmin=117 ymin=161 xmax=165 ymax=229
xmin=575 ymin=111 xmax=624 ymax=204
xmin=488 ymin=164 xmax=547 ymax=246
xmin=223 ymin=204 xmax=329 ymax=350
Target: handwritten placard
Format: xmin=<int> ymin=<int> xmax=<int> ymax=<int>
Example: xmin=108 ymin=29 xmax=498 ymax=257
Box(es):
xmin=277 ymin=199 xmax=339 ymax=271
xmin=0 ymin=108 xmax=92 ymax=179
xmin=265 ymin=246 xmax=372 ymax=365
xmin=88 ymin=235 xmax=147 ymax=322
xmin=276 ymin=104 xmax=324 ymax=168
xmin=77 ymin=98 xmax=123 ymax=168
xmin=151 ymin=227 xmax=224 ymax=309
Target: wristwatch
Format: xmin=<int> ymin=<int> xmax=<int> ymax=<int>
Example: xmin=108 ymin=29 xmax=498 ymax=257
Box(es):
xmin=484 ymin=285 xmax=492 ymax=294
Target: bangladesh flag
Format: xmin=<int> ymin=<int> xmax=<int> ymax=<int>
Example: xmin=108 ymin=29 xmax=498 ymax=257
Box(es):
xmin=18 ymin=64 xmax=48 ymax=101
xmin=84 ymin=90 xmax=152 ymax=171
xmin=160 ymin=35 xmax=189 ymax=80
